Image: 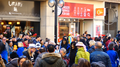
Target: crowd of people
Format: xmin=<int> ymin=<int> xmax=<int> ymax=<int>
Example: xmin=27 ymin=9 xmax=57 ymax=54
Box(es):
xmin=0 ymin=31 xmax=120 ymax=67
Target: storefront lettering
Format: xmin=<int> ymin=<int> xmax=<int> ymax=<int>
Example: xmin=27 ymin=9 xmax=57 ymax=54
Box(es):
xmin=8 ymin=1 xmax=22 ymax=7
xmin=8 ymin=1 xmax=23 ymax=13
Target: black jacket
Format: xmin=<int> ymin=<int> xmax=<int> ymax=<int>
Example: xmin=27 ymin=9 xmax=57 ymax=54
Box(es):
xmin=23 ymin=50 xmax=35 ymax=62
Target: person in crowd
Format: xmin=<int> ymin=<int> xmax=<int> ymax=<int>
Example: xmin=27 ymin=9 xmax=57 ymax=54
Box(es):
xmin=60 ymin=48 xmax=70 ymax=67
xmin=18 ymin=55 xmax=27 ymax=67
xmin=39 ymin=44 xmax=66 ymax=67
xmin=40 ymin=39 xmax=44 ymax=46
xmin=6 ymin=55 xmax=26 ymax=67
xmin=116 ymin=31 xmax=120 ymax=40
xmin=34 ymin=47 xmax=47 ymax=67
xmin=12 ymin=36 xmax=18 ymax=48
xmin=113 ymin=38 xmax=118 ymax=45
xmin=0 ymin=55 xmax=5 ymax=67
xmin=88 ymin=40 xmax=95 ymax=53
xmin=91 ymin=61 xmax=105 ymax=67
xmin=23 ymin=38 xmax=29 ymax=49
xmin=55 ymin=45 xmax=59 ymax=53
xmin=94 ymin=37 xmax=98 ymax=41
xmin=78 ymin=58 xmax=91 ymax=67
xmin=0 ymin=37 xmax=9 ymax=63
xmin=0 ymin=33 xmax=3 ymax=42
xmin=34 ymin=43 xmax=41 ymax=60
xmin=8 ymin=41 xmax=13 ymax=56
xmin=83 ymin=33 xmax=86 ymax=39
xmin=10 ymin=51 xmax=19 ymax=60
xmin=107 ymin=42 xmax=118 ymax=67
xmin=33 ymin=35 xmax=41 ymax=44
xmin=75 ymin=42 xmax=90 ymax=64
xmin=17 ymin=42 xmax=24 ymax=57
xmin=90 ymin=41 xmax=112 ymax=67
xmin=17 ymin=34 xmax=23 ymax=42
xmin=69 ymin=41 xmax=77 ymax=67
xmin=86 ymin=34 xmax=93 ymax=48
xmin=22 ymin=60 xmax=33 ymax=67
xmin=42 ymin=42 xmax=48 ymax=51
xmin=106 ymin=37 xmax=111 ymax=51
xmin=60 ymin=38 xmax=70 ymax=55
xmin=68 ymin=33 xmax=73 ymax=44
xmin=23 ymin=44 xmax=36 ymax=64
xmin=71 ymin=64 xmax=79 ymax=67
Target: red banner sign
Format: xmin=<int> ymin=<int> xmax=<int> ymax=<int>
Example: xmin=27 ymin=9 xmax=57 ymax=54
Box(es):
xmin=59 ymin=2 xmax=94 ymax=19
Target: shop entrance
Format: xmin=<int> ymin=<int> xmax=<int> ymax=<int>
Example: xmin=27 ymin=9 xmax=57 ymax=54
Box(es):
xmin=58 ymin=18 xmax=81 ymax=39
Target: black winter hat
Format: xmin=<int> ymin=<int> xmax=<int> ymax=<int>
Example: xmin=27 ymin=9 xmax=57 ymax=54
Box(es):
xmin=10 ymin=51 xmax=19 ymax=59
xmin=24 ymin=38 xmax=28 ymax=41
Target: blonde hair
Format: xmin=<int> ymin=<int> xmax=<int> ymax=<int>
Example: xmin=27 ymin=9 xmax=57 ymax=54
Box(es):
xmin=89 ymin=40 xmax=95 ymax=46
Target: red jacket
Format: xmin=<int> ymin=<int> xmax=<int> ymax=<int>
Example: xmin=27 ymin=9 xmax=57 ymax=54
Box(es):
xmin=23 ymin=42 xmax=29 ymax=48
xmin=105 ymin=40 xmax=111 ymax=51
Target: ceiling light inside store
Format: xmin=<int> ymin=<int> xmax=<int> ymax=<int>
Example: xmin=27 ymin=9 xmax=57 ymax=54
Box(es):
xmin=69 ymin=19 xmax=70 ymax=21
xmin=74 ymin=19 xmax=76 ymax=21
xmin=59 ymin=19 xmax=61 ymax=21
xmin=8 ymin=22 xmax=12 ymax=25
xmin=64 ymin=19 xmax=66 ymax=21
xmin=1 ymin=22 xmax=4 ymax=25
xmin=17 ymin=22 xmax=20 ymax=25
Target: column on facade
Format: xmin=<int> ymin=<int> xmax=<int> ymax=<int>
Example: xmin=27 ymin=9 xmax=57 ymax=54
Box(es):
xmin=40 ymin=1 xmax=55 ymax=41
xmin=118 ymin=4 xmax=120 ymax=31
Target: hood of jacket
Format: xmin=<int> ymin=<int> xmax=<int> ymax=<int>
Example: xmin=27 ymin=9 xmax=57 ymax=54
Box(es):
xmin=78 ymin=47 xmax=85 ymax=52
xmin=42 ymin=53 xmax=61 ymax=64
xmin=38 ymin=52 xmax=48 ymax=58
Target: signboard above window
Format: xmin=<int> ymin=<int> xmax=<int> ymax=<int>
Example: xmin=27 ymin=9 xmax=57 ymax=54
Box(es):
xmin=0 ymin=0 xmax=40 ymax=17
xmin=59 ymin=2 xmax=94 ymax=19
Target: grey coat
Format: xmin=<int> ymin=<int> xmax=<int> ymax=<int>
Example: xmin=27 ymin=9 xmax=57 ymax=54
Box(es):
xmin=39 ymin=53 xmax=66 ymax=67
xmin=34 ymin=52 xmax=48 ymax=67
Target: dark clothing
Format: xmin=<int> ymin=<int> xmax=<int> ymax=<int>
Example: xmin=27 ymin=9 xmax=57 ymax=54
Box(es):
xmin=90 ymin=49 xmax=112 ymax=67
xmin=60 ymin=44 xmax=70 ymax=54
xmin=23 ymin=50 xmax=35 ymax=62
xmin=39 ymin=53 xmax=66 ymax=67
xmin=34 ymin=52 xmax=47 ymax=67
xmin=86 ymin=38 xmax=93 ymax=48
xmin=6 ymin=58 xmax=18 ymax=67
xmin=88 ymin=45 xmax=95 ymax=53
xmin=80 ymin=39 xmax=88 ymax=47
xmin=0 ymin=42 xmax=6 ymax=53
xmin=69 ymin=41 xmax=77 ymax=67
xmin=17 ymin=38 xmax=23 ymax=42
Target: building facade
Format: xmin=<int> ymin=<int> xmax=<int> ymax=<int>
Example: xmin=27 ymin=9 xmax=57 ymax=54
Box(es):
xmin=0 ymin=0 xmax=120 ymax=43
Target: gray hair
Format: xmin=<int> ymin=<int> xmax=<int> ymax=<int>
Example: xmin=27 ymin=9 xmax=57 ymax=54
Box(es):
xmin=60 ymin=48 xmax=67 ymax=53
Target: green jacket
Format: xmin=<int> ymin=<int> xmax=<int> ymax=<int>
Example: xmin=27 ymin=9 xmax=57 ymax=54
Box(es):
xmin=75 ymin=47 xmax=90 ymax=64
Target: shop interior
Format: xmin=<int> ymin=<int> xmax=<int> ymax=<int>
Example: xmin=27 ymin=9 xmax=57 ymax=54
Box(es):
xmin=0 ymin=20 xmax=40 ymax=37
xmin=58 ymin=18 xmax=83 ymax=39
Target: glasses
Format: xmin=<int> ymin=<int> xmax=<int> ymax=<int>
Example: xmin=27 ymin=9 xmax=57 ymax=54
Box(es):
xmin=20 ymin=55 xmax=26 ymax=58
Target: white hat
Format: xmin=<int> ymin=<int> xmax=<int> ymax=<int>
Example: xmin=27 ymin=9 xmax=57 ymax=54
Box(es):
xmin=76 ymin=42 xmax=87 ymax=52
xmin=76 ymin=42 xmax=84 ymax=47
xmin=36 ymin=43 xmax=41 ymax=48
xmin=29 ymin=44 xmax=36 ymax=48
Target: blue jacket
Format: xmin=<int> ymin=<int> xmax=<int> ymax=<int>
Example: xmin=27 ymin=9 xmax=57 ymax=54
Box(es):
xmin=90 ymin=49 xmax=112 ymax=67
xmin=33 ymin=39 xmax=40 ymax=44
xmin=88 ymin=45 xmax=95 ymax=53
xmin=17 ymin=47 xmax=24 ymax=57
xmin=107 ymin=50 xmax=118 ymax=67
xmin=1 ymin=50 xmax=8 ymax=63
